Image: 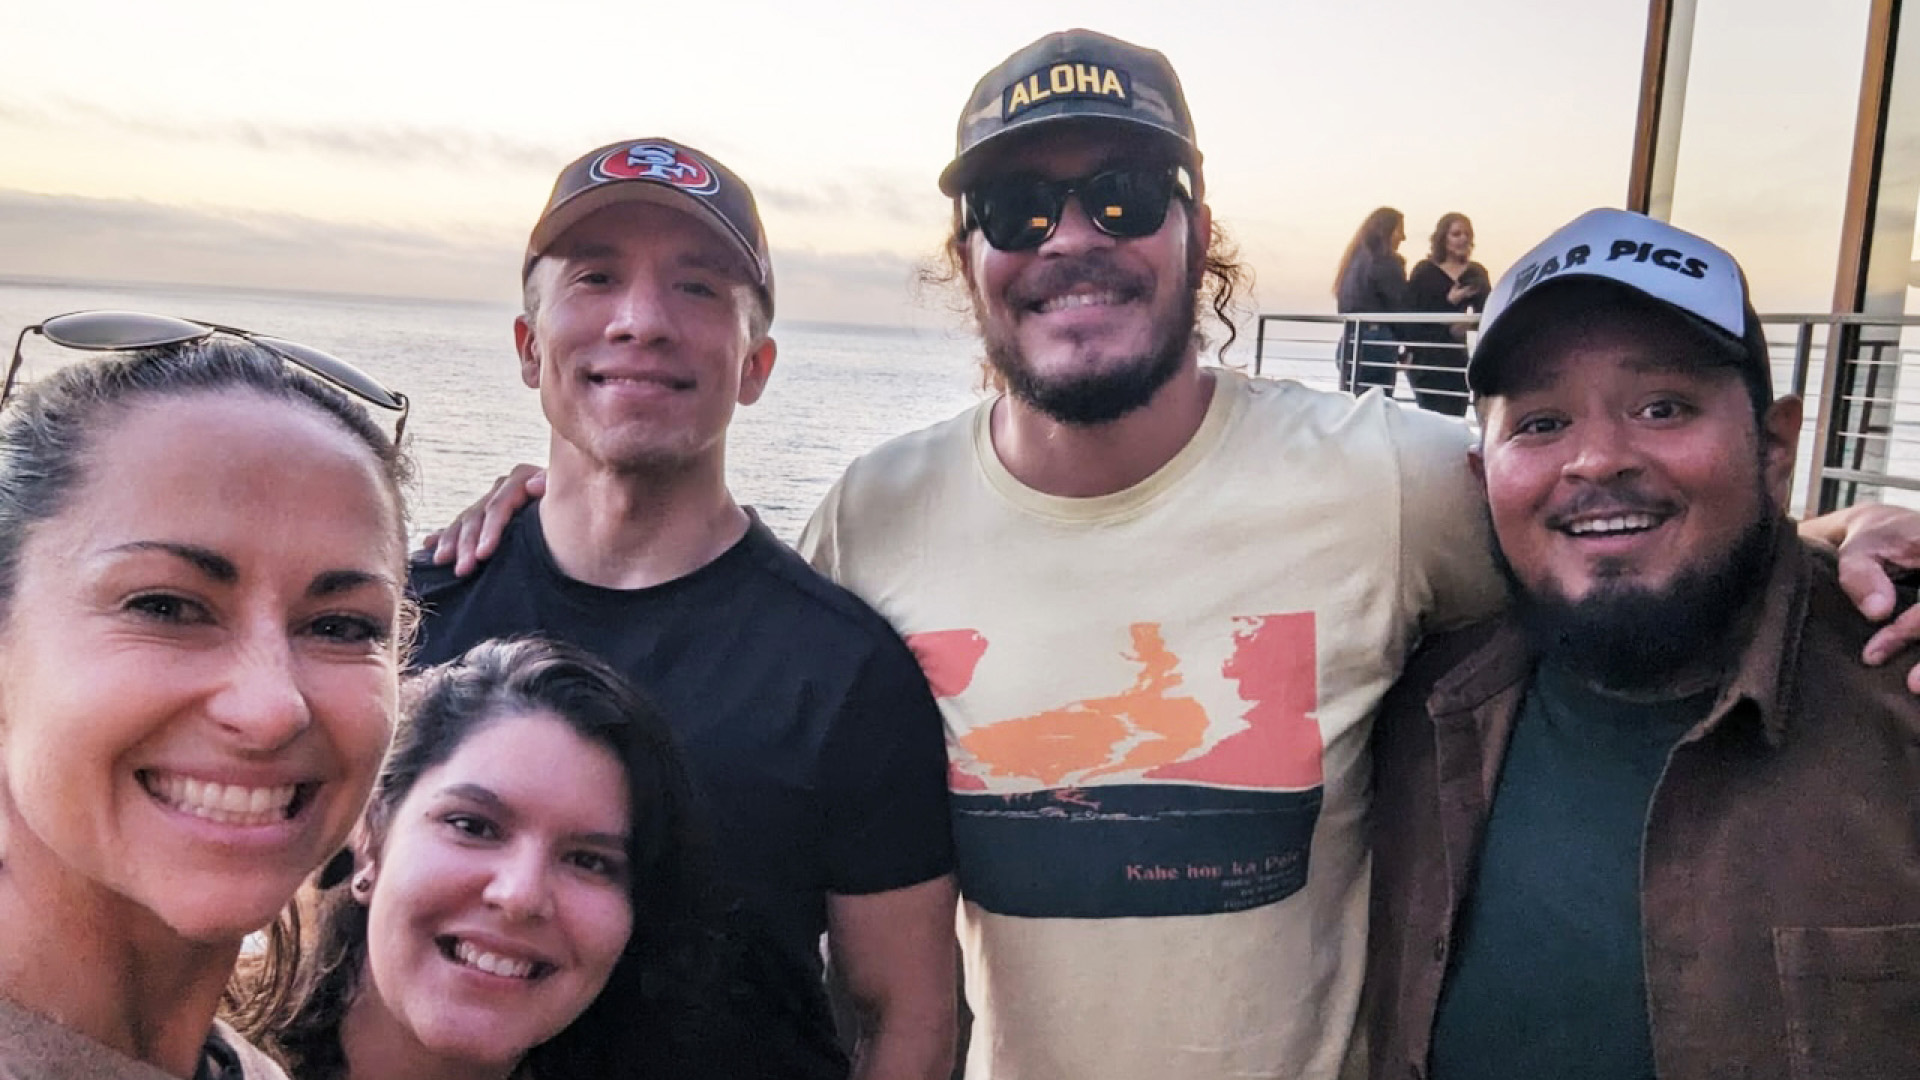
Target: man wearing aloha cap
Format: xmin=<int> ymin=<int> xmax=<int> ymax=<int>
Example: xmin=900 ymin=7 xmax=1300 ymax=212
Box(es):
xmin=798 ymin=28 xmax=1504 ymax=1079
xmin=410 ymin=138 xmax=958 ymax=1080
xmin=1367 ymin=209 xmax=1920 ymax=1080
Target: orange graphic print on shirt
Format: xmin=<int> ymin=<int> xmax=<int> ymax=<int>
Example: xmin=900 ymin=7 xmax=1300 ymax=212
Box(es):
xmin=910 ymin=614 xmax=1325 ymax=919
xmin=916 ymin=614 xmax=1322 ymax=790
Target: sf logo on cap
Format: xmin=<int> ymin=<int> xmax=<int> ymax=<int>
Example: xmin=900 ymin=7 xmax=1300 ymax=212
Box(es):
xmin=592 ymin=143 xmax=719 ymax=195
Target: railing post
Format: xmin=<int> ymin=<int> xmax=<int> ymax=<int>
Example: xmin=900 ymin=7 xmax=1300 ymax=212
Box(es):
xmin=1627 ymin=0 xmax=1697 ymax=220
xmin=1818 ymin=0 xmax=1907 ymax=512
xmin=1344 ymin=321 xmax=1359 ymax=394
xmin=1790 ymin=321 xmax=1814 ymax=399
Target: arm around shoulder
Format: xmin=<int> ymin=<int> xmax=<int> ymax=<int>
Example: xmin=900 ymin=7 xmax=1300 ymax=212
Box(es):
xmin=1799 ymin=502 xmax=1920 ymax=679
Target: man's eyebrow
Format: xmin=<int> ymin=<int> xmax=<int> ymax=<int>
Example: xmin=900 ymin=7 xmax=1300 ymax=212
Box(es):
xmin=673 ymin=249 xmax=753 ymax=279
xmin=553 ymin=241 xmax=621 ymax=261
xmin=550 ymin=242 xmax=749 ymax=281
xmin=106 ymin=541 xmax=236 ymax=583
xmin=1624 ymin=353 xmax=1736 ymax=376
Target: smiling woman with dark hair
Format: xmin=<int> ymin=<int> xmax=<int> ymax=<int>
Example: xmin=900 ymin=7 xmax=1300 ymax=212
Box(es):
xmin=0 ymin=325 xmax=411 ymax=1080
xmin=229 ymin=636 xmax=724 ymax=1080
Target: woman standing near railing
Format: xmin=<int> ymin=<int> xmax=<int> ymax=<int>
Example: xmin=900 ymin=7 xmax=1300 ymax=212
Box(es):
xmin=1403 ymin=212 xmax=1491 ymax=417
xmin=1333 ymin=207 xmax=1410 ymax=397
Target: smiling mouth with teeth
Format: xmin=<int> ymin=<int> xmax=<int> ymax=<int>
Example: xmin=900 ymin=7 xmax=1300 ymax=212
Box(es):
xmin=439 ymin=937 xmax=552 ymax=981
xmin=1564 ymin=513 xmax=1663 ymax=537
xmin=587 ymin=373 xmax=692 ymax=390
xmin=139 ymin=771 xmax=313 ymax=826
xmin=1033 ymin=291 xmax=1128 ymax=315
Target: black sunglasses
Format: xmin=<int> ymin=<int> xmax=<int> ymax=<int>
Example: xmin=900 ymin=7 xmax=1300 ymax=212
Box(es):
xmin=6 ymin=310 xmax=410 ymax=439
xmin=964 ymin=166 xmax=1188 ymax=253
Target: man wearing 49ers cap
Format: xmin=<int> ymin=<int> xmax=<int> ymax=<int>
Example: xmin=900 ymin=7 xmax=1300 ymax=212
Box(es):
xmin=409 ymin=139 xmax=958 ymax=1080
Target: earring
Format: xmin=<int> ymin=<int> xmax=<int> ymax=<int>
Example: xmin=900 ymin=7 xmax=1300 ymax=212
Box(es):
xmin=352 ymin=874 xmax=373 ymax=895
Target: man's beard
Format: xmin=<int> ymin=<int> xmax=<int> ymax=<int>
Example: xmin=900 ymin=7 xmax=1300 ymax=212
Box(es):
xmin=1496 ymin=507 xmax=1781 ymax=698
xmin=978 ymin=250 xmax=1201 ymax=426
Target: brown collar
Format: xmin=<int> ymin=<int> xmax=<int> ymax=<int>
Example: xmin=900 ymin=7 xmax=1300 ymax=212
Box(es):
xmin=1700 ymin=527 xmax=1810 ymax=748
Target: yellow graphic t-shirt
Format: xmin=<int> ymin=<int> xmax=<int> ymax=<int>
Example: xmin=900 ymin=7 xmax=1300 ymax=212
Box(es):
xmin=801 ymin=370 xmax=1502 ymax=1080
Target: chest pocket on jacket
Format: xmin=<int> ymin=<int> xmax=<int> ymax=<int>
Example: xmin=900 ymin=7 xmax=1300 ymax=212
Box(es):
xmin=1772 ymin=923 xmax=1920 ymax=1080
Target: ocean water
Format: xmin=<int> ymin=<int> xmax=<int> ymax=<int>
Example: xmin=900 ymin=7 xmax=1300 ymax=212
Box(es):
xmin=0 ymin=278 xmax=987 ymax=543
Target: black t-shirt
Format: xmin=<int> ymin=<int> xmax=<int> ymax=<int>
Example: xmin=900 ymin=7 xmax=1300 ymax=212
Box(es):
xmin=1403 ymin=259 xmax=1491 ymax=347
xmin=1430 ymin=661 xmax=1708 ymax=1080
xmin=409 ymin=503 xmax=954 ymax=1076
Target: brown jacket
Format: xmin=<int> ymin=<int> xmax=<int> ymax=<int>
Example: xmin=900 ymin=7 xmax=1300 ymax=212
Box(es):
xmin=1367 ymin=532 xmax=1920 ymax=1080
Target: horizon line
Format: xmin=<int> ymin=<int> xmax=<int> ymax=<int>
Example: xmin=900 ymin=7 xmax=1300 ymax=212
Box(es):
xmin=0 ymin=272 xmax=949 ymax=337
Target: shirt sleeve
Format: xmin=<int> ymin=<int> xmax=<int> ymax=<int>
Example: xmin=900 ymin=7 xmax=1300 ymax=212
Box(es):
xmin=1335 ymin=259 xmax=1366 ymax=314
xmin=819 ymin=632 xmax=957 ymax=895
xmin=1462 ymin=262 xmax=1493 ymax=311
xmin=801 ymin=468 xmax=955 ymax=895
xmin=1338 ymin=251 xmax=1406 ymax=314
xmin=1388 ymin=403 xmax=1509 ymax=632
xmin=797 ymin=468 xmax=851 ymax=581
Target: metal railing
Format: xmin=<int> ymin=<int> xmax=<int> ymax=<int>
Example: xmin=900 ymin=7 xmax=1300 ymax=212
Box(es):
xmin=1250 ymin=310 xmax=1920 ymax=518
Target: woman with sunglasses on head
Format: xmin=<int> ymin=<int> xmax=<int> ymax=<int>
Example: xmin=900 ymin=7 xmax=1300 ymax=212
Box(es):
xmin=1400 ymin=212 xmax=1491 ymax=417
xmin=1332 ymin=206 xmax=1410 ymax=398
xmin=0 ymin=316 xmax=411 ymax=1079
xmin=229 ymin=636 xmax=723 ymax=1080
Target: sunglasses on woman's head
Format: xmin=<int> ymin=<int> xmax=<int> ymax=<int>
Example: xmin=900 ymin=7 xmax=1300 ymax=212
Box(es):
xmin=6 ymin=310 xmax=410 ymax=439
xmin=963 ymin=165 xmax=1188 ymax=253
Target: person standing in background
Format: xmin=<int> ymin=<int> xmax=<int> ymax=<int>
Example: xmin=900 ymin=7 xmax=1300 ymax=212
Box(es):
xmin=1334 ymin=206 xmax=1411 ymax=397
xmin=1402 ymin=211 xmax=1490 ymax=416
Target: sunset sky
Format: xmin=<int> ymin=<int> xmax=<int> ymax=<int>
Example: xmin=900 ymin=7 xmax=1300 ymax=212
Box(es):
xmin=0 ymin=0 xmax=1876 ymax=330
